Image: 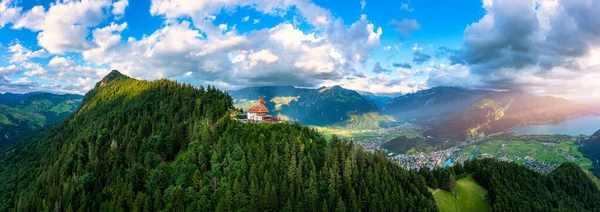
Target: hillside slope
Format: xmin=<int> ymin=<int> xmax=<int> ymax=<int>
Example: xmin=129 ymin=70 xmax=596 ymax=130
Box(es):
xmin=0 ymin=92 xmax=82 ymax=144
xmin=0 ymin=71 xmax=437 ymax=211
xmin=579 ymin=129 xmax=600 ymax=179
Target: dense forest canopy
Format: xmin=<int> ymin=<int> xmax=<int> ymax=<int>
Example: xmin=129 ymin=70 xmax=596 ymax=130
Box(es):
xmin=0 ymin=71 xmax=437 ymax=211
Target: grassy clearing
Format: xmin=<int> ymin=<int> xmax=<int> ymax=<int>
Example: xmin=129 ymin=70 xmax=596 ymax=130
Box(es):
xmin=473 ymin=136 xmax=600 ymax=188
xmin=431 ymin=175 xmax=490 ymax=212
xmin=585 ymin=170 xmax=600 ymax=190
xmin=476 ymin=139 xmax=593 ymax=166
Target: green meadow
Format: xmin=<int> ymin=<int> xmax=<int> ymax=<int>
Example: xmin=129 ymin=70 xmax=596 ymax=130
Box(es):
xmin=430 ymin=175 xmax=490 ymax=212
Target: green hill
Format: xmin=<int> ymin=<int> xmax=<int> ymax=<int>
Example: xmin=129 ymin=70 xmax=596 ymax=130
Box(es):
xmin=0 ymin=92 xmax=82 ymax=145
xmin=430 ymin=175 xmax=490 ymax=212
xmin=0 ymin=70 xmax=437 ymax=211
xmin=579 ymin=130 xmax=600 ymax=180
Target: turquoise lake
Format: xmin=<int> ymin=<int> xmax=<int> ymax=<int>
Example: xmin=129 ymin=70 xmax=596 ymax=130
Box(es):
xmin=512 ymin=115 xmax=600 ymax=136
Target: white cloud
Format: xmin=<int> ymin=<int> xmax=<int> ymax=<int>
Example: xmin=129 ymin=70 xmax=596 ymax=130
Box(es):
xmin=218 ymin=23 xmax=228 ymax=31
xmin=1 ymin=0 xmax=388 ymax=94
xmin=8 ymin=43 xmax=50 ymax=63
xmin=253 ymin=19 xmax=260 ymax=24
xmin=150 ymin=0 xmax=332 ymax=29
xmin=81 ymin=11 xmax=383 ymax=89
xmin=248 ymin=49 xmax=279 ymax=67
xmin=322 ymin=73 xmax=426 ymax=94
xmin=0 ymin=0 xmax=21 ymax=28
xmin=13 ymin=0 xmax=113 ymax=54
xmin=0 ymin=65 xmax=18 ymax=75
xmin=242 ymin=16 xmax=249 ymax=22
xmin=48 ymin=56 xmax=75 ymax=68
xmin=112 ymin=0 xmax=129 ymax=19
xmin=83 ymin=22 xmax=128 ymax=64
xmin=12 ymin=5 xmax=44 ymax=30
xmin=435 ymin=0 xmax=600 ymax=102
xmin=383 ymin=45 xmax=391 ymax=51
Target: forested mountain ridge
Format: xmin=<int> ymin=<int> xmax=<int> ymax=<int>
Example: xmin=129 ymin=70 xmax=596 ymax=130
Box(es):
xmin=579 ymin=129 xmax=600 ymax=179
xmin=0 ymin=70 xmax=438 ymax=211
xmin=0 ymin=92 xmax=82 ymax=145
xmin=228 ymin=85 xmax=395 ymax=129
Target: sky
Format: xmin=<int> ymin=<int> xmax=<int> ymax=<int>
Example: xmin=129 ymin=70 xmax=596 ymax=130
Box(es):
xmin=0 ymin=0 xmax=600 ymax=103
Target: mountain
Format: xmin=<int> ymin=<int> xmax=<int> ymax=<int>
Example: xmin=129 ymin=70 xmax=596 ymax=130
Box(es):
xmin=426 ymin=90 xmax=596 ymax=144
xmin=357 ymin=91 xmax=394 ymax=109
xmin=0 ymin=92 xmax=43 ymax=106
xmin=229 ymin=85 xmax=395 ymax=129
xmin=0 ymin=92 xmax=82 ymax=144
xmin=383 ymin=87 xmax=494 ymax=125
xmin=0 ymin=70 xmax=438 ymax=211
xmin=579 ymin=129 xmax=600 ymax=178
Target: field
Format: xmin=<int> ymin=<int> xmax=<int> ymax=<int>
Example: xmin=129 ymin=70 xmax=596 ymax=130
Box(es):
xmin=475 ymin=139 xmax=593 ymax=166
xmin=465 ymin=136 xmax=600 ymax=187
xmin=430 ymin=175 xmax=490 ymax=212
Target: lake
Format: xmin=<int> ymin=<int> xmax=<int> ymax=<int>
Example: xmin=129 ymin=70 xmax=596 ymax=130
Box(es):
xmin=512 ymin=115 xmax=600 ymax=136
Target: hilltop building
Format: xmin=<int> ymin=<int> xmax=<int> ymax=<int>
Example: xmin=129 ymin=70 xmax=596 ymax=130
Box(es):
xmin=235 ymin=96 xmax=283 ymax=123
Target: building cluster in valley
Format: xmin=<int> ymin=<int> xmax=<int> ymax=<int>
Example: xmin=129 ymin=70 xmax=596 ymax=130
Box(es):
xmin=391 ymin=146 xmax=461 ymax=170
xmin=234 ymin=96 xmax=289 ymax=123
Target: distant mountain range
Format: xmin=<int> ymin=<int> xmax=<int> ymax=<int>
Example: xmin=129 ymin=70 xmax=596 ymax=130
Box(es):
xmin=2 ymin=84 xmax=596 ymax=146
xmin=0 ymin=92 xmax=82 ymax=144
xmin=382 ymin=87 xmax=494 ymax=124
xmin=230 ymin=85 xmax=598 ymax=145
xmin=228 ymin=85 xmax=395 ymax=129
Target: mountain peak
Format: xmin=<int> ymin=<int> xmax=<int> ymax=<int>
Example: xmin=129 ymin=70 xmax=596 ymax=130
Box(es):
xmin=98 ymin=70 xmax=129 ymax=87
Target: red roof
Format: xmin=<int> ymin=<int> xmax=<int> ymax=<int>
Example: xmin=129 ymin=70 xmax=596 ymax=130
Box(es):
xmin=248 ymin=96 xmax=269 ymax=113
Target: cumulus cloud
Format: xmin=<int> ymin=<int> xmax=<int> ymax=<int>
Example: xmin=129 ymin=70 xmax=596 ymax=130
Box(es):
xmin=8 ymin=43 xmax=50 ymax=63
xmin=433 ymin=0 xmax=600 ymax=102
xmin=12 ymin=5 xmax=44 ymax=30
xmin=321 ymin=73 xmax=426 ymax=94
xmin=242 ymin=16 xmax=250 ymax=22
xmin=388 ymin=18 xmax=420 ymax=36
xmin=0 ymin=65 xmax=18 ymax=75
xmin=0 ymin=0 xmax=21 ymax=28
xmin=371 ymin=62 xmax=391 ymax=74
xmin=1 ymin=0 xmax=391 ymax=94
xmin=150 ymin=0 xmax=332 ymax=30
xmin=112 ymin=0 xmax=129 ymax=19
xmin=48 ymin=56 xmax=76 ymax=68
xmin=0 ymin=75 xmax=38 ymax=92
xmin=84 ymin=12 xmax=383 ymax=89
xmin=12 ymin=0 xmax=113 ymax=54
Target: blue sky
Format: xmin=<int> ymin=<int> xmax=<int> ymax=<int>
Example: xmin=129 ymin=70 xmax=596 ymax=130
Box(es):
xmin=1 ymin=0 xmax=600 ymax=103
